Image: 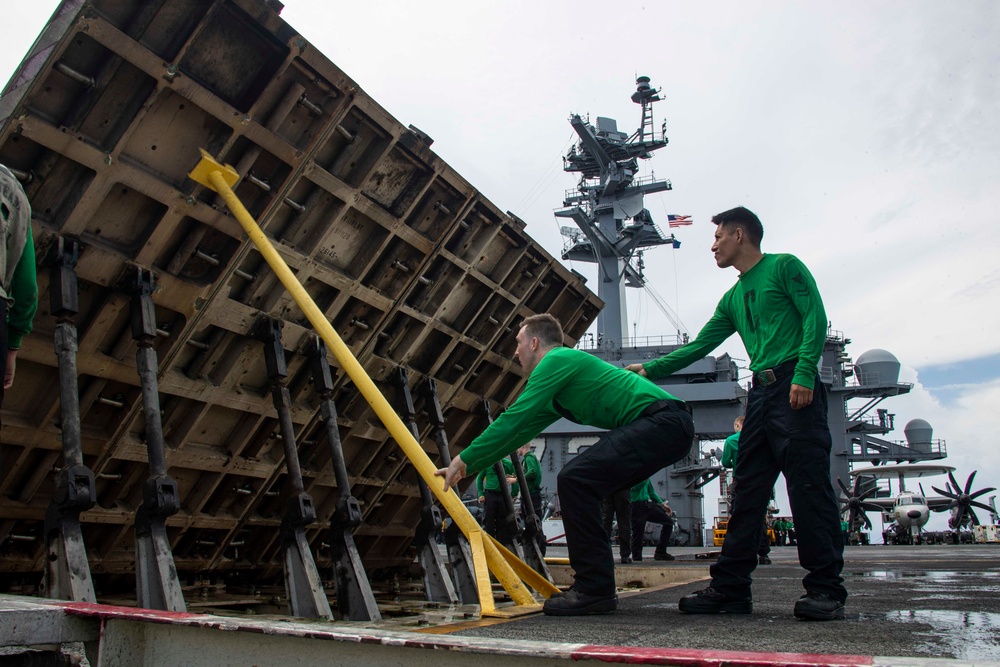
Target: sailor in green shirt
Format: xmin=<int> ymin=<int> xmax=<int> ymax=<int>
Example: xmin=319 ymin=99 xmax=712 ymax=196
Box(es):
xmin=720 ymin=416 xmax=743 ymax=470
xmin=628 ymin=478 xmax=674 ymax=561
xmin=721 ymin=415 xmax=772 ymax=565
xmin=0 ymin=164 xmax=38 ymax=470
xmin=436 ymin=313 xmax=694 ymax=616
xmin=517 ymin=443 xmax=546 ymax=556
xmin=628 ymin=206 xmax=846 ymax=621
xmin=475 ymin=458 xmax=519 ymax=545
xmin=519 ymin=443 xmax=542 ymax=497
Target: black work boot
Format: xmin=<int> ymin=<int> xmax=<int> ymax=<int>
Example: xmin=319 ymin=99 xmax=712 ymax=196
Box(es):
xmin=653 ymin=551 xmax=675 ymax=561
xmin=678 ymin=587 xmax=752 ymax=614
xmin=543 ymin=588 xmax=617 ymax=616
xmin=793 ymin=592 xmax=845 ymax=621
xmin=758 ymin=555 xmax=772 ymax=565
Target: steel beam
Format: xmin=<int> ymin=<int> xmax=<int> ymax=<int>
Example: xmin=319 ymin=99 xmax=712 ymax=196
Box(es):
xmin=262 ymin=319 xmax=333 ymax=619
xmin=42 ymin=237 xmax=98 ymax=604
xmin=130 ymin=267 xmax=186 ymax=612
xmin=480 ymin=400 xmax=529 ymax=558
xmin=394 ymin=367 xmax=458 ymax=604
xmin=308 ymin=336 xmax=380 ymax=621
xmin=422 ymin=378 xmax=478 ymax=603
xmin=508 ymin=451 xmax=552 ymax=582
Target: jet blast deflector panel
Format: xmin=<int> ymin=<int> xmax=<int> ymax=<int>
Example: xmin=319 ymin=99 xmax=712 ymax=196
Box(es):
xmin=0 ymin=0 xmax=601 ymax=583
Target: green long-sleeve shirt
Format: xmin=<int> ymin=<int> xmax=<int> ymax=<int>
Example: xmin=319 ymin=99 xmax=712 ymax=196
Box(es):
xmin=0 ymin=165 xmax=38 ymax=349
xmin=643 ymin=253 xmax=827 ymax=390
xmin=475 ymin=458 xmax=519 ymax=498
xmin=630 ymin=478 xmax=663 ymax=504
xmin=721 ymin=431 xmax=740 ymax=469
xmin=522 ymin=451 xmax=542 ymax=494
xmin=460 ymin=346 xmax=678 ymax=474
xmin=6 ymin=228 xmax=37 ymax=349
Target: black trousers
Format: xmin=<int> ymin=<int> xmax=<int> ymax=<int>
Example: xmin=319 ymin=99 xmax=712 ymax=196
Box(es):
xmin=557 ymin=400 xmax=694 ymax=596
xmin=728 ymin=477 xmax=772 ymax=557
xmin=482 ymin=490 xmax=512 ymax=544
xmin=630 ymin=500 xmax=673 ymax=559
xmin=601 ymin=489 xmax=631 ymax=557
xmin=710 ymin=364 xmax=846 ymax=603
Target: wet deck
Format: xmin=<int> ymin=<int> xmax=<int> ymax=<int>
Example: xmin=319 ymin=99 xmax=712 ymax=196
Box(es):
xmin=2 ymin=543 xmax=999 ymax=665
xmin=443 ymin=544 xmax=1000 ymax=663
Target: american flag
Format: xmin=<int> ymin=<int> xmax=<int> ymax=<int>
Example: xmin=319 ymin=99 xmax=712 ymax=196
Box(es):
xmin=668 ymin=214 xmax=693 ymax=228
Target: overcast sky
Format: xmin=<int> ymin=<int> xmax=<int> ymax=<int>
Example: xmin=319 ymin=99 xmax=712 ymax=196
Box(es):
xmin=4 ymin=1 xmax=999 ymax=536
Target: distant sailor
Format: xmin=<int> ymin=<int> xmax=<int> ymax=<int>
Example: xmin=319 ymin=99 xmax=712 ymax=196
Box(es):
xmin=475 ymin=458 xmax=518 ymax=545
xmin=628 ymin=477 xmax=674 ymax=562
xmin=517 ymin=443 xmax=546 ymax=556
xmin=628 ymin=206 xmax=847 ymax=621
xmin=722 ymin=416 xmax=773 ymax=565
xmin=436 ymin=313 xmax=693 ymax=616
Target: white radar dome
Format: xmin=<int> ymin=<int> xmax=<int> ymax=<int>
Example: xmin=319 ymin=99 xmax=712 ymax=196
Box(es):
xmin=854 ymin=349 xmax=901 ymax=386
xmin=904 ymin=418 xmax=933 ymax=446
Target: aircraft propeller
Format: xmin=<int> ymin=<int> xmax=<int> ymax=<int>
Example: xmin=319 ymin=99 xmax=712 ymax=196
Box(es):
xmin=838 ymin=477 xmax=881 ymax=530
xmin=931 ymin=470 xmax=996 ymax=528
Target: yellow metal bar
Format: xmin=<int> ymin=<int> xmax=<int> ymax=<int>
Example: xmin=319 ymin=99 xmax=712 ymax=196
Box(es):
xmin=188 ymin=150 xmax=549 ymax=610
xmin=467 ymin=529 xmax=494 ymax=614
xmin=486 ymin=535 xmax=560 ymax=597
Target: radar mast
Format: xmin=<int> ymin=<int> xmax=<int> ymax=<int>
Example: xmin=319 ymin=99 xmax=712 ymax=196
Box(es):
xmin=557 ymin=76 xmax=677 ymax=350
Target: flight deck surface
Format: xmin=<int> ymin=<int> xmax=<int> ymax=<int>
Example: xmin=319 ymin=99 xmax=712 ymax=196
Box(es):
xmin=444 ymin=544 xmax=1000 ymax=663
xmin=2 ymin=543 xmax=998 ymax=665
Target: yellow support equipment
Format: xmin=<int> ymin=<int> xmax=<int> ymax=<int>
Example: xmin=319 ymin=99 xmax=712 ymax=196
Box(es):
xmin=188 ymin=150 xmax=557 ymax=615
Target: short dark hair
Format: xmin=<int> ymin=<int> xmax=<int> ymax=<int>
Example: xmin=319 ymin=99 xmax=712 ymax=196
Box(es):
xmin=712 ymin=206 xmax=763 ymax=248
xmin=521 ymin=313 xmax=563 ymax=347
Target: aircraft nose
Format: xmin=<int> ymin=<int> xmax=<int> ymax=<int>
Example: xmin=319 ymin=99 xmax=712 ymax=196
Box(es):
xmin=907 ymin=509 xmax=922 ymax=519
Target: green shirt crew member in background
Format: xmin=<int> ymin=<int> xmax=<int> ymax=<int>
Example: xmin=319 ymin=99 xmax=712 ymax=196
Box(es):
xmin=475 ymin=458 xmax=519 ymax=545
xmin=517 ymin=443 xmax=546 ymax=556
xmin=519 ymin=443 xmax=542 ymax=496
xmin=721 ymin=415 xmax=772 ymax=564
xmin=628 ymin=478 xmax=674 ymax=562
xmin=720 ymin=415 xmax=743 ymax=470
xmin=0 ymin=164 xmax=39 ymax=470
xmin=475 ymin=458 xmax=519 ymax=498
xmin=628 ymin=206 xmax=846 ymax=621
xmin=436 ymin=313 xmax=694 ymax=616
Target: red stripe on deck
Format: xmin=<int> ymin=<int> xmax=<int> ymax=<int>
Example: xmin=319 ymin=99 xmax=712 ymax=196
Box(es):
xmin=57 ymin=601 xmax=205 ymax=623
xmin=572 ymin=645 xmax=875 ymax=667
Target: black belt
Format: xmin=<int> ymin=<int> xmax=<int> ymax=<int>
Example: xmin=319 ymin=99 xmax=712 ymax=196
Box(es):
xmin=640 ymin=399 xmax=691 ymax=418
xmin=752 ymin=359 xmax=798 ymax=388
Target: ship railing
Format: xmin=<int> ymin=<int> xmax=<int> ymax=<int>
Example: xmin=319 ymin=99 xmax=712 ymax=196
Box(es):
xmin=629 ymin=173 xmax=671 ymax=190
xmin=848 ymin=415 xmax=887 ymax=430
xmin=561 ymin=235 xmax=589 ymax=254
xmin=623 ymin=334 xmax=684 ymax=349
xmin=574 ymin=334 xmax=685 ymax=351
xmin=851 ymin=439 xmax=947 ymax=459
xmin=845 ymin=368 xmax=914 ymax=390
